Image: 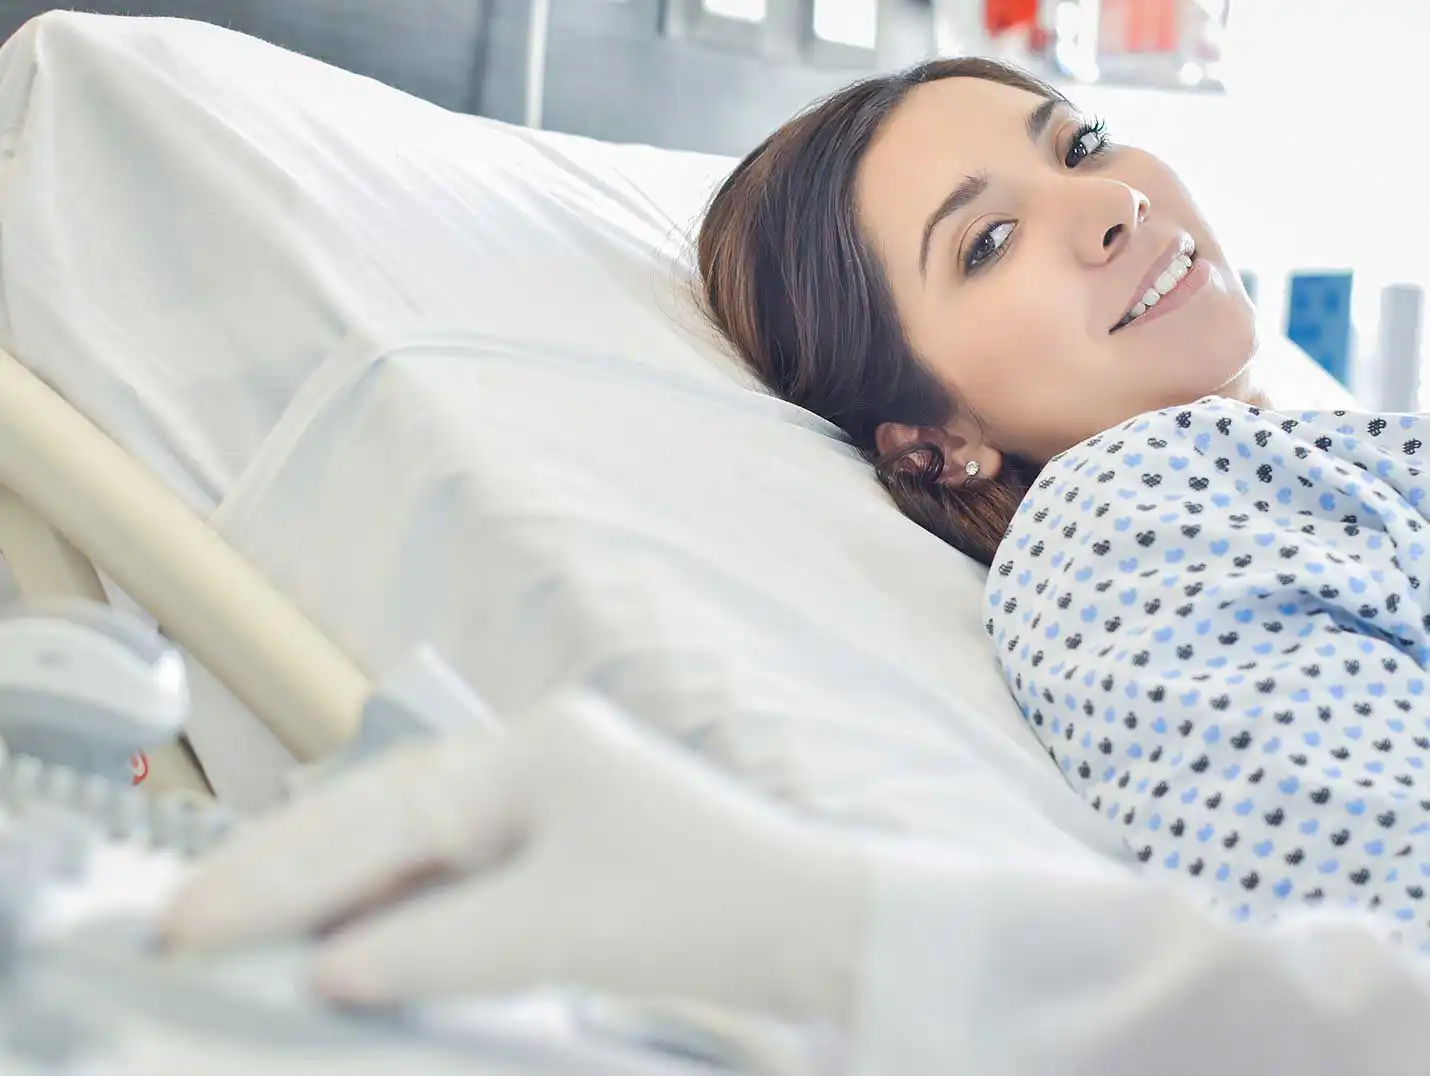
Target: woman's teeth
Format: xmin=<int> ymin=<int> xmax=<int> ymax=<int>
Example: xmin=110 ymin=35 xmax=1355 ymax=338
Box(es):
xmin=1121 ymin=253 xmax=1194 ymax=328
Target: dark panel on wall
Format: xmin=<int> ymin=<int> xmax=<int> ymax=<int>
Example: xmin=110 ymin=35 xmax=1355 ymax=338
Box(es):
xmin=481 ymin=0 xmax=934 ymax=156
xmin=0 ymin=1 xmax=490 ymax=112
xmin=0 ymin=1 xmax=933 ymax=156
xmin=556 ymin=0 xmax=864 ymax=154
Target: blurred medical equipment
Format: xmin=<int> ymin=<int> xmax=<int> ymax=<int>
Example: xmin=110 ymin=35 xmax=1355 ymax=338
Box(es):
xmin=932 ymin=0 xmax=1231 ymax=91
xmin=0 ymin=656 xmax=773 ymax=1075
xmin=0 ymin=601 xmax=186 ymax=784
xmin=0 ymin=794 xmax=723 ymax=1074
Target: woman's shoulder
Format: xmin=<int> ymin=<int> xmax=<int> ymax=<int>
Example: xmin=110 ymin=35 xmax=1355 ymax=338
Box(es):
xmin=1039 ymin=398 xmax=1430 ymax=485
xmin=997 ymin=397 xmax=1430 ymax=576
xmin=1044 ymin=397 xmax=1288 ymax=473
xmin=1025 ymin=396 xmax=1244 ymax=503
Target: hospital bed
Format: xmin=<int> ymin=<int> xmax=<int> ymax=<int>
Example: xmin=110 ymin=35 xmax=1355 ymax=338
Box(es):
xmin=0 ymin=8 xmax=1363 ymax=809
xmin=0 ymin=8 xmax=1394 ymax=1071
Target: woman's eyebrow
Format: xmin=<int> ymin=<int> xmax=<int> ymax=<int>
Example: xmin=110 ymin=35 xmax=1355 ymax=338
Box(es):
xmin=1025 ymin=98 xmax=1062 ymax=143
xmin=919 ymin=173 xmax=988 ymax=279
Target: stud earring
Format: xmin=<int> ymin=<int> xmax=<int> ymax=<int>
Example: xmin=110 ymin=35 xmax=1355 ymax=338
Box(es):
xmin=964 ymin=460 xmax=981 ymax=478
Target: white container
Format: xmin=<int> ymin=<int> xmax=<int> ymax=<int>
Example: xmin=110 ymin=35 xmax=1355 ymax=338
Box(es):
xmin=1376 ymin=283 xmax=1424 ymax=413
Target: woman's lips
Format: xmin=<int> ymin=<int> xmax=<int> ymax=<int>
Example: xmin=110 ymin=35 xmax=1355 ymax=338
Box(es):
xmin=1115 ymin=258 xmax=1212 ymax=333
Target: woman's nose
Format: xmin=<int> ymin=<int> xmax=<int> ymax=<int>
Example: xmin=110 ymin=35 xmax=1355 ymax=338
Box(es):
xmin=1076 ymin=183 xmax=1150 ymax=265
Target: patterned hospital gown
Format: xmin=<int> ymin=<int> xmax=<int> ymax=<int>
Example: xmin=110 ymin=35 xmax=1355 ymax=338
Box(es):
xmin=987 ymin=397 xmax=1430 ymax=945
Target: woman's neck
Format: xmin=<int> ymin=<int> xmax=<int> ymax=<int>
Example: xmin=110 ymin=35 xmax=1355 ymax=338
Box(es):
xmin=1239 ymin=385 xmax=1275 ymax=409
xmin=1220 ymin=361 xmax=1274 ymax=410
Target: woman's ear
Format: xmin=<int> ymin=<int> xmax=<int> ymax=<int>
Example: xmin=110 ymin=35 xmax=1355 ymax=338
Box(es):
xmin=873 ymin=420 xmax=1003 ymax=484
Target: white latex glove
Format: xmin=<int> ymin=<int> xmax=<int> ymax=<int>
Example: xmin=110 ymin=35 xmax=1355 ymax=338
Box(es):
xmin=161 ymin=688 xmax=866 ymax=1025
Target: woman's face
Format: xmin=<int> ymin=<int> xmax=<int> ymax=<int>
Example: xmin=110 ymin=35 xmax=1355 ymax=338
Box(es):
xmin=856 ymin=76 xmax=1257 ymax=466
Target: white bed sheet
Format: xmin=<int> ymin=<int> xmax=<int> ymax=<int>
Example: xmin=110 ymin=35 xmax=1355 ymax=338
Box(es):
xmin=207 ymin=327 xmax=1127 ymax=854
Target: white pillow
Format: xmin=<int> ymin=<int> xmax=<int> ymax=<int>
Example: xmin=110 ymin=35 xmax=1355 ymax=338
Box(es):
xmin=0 ymin=11 xmax=749 ymax=514
xmin=1254 ymin=332 xmax=1358 ymax=410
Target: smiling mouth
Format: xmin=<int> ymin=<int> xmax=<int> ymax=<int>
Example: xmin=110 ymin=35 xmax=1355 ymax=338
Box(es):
xmin=1111 ymin=245 xmax=1197 ymax=332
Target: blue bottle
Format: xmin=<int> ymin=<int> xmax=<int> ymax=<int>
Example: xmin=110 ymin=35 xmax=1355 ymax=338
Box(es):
xmin=1285 ymin=272 xmax=1355 ymax=387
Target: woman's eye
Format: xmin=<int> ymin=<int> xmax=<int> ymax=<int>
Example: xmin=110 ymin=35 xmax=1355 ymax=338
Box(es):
xmin=965 ymin=221 xmax=1014 ymax=273
xmin=1065 ymin=119 xmax=1110 ymax=168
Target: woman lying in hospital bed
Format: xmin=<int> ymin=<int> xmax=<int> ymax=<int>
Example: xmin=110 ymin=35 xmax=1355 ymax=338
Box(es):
xmin=697 ymin=59 xmax=1430 ymax=944
xmin=167 ymin=56 xmax=1430 ymax=1074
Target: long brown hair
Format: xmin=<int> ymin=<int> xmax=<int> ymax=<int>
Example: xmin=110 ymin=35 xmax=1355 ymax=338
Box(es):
xmin=698 ymin=58 xmax=1063 ymax=564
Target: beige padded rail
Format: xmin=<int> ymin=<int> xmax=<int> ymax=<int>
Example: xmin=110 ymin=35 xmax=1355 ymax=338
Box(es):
xmin=0 ymin=347 xmax=373 ymax=766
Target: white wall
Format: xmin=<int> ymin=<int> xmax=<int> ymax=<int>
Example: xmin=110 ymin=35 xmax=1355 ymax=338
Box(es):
xmin=1068 ymin=1 xmax=1428 ymax=385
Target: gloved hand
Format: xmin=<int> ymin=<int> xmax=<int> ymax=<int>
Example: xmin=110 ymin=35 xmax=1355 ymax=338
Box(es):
xmin=161 ymin=688 xmax=867 ymax=1025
